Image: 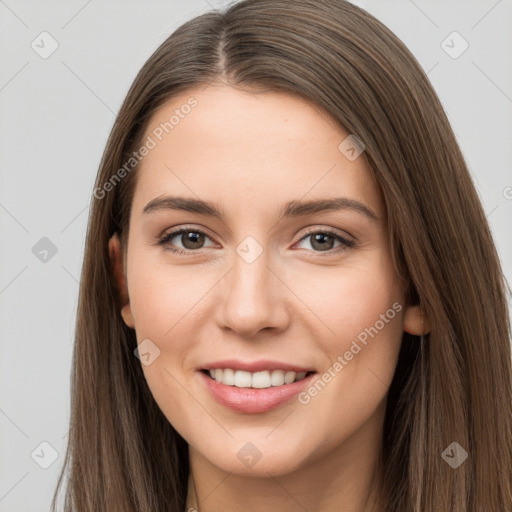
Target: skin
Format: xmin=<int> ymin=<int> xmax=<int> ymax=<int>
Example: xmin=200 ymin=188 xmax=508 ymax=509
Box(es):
xmin=109 ymin=83 xmax=429 ymax=512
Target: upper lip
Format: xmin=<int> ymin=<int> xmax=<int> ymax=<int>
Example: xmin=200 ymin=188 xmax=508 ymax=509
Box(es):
xmin=200 ymin=359 xmax=316 ymax=373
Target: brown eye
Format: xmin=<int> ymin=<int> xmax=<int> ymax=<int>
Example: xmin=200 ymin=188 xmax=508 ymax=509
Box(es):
xmin=179 ymin=230 xmax=206 ymax=250
xmin=309 ymin=232 xmax=336 ymax=251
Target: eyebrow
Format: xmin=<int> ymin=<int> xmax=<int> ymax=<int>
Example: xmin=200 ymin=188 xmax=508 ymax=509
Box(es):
xmin=142 ymin=195 xmax=379 ymax=222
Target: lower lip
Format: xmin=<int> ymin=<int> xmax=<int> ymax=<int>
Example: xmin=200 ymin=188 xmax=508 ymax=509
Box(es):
xmin=198 ymin=370 xmax=316 ymax=414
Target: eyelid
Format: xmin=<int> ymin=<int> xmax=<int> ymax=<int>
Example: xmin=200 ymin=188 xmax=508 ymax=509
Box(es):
xmin=296 ymin=225 xmax=356 ymax=243
xmin=157 ymin=223 xmax=214 ymax=240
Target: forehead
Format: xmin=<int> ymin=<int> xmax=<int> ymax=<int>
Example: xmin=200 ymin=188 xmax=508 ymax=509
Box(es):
xmin=132 ymin=84 xmax=382 ymax=219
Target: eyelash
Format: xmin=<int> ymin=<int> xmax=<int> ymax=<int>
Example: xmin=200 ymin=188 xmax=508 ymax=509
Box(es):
xmin=156 ymin=225 xmax=356 ymax=256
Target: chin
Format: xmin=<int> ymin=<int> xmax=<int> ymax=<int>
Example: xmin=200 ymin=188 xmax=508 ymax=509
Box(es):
xmin=198 ymin=442 xmax=311 ymax=477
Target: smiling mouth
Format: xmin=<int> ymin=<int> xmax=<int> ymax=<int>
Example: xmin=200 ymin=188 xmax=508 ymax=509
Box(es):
xmin=201 ymin=368 xmax=316 ymax=388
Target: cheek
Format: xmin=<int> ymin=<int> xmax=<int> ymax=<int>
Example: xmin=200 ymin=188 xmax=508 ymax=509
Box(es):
xmin=126 ymin=253 xmax=207 ymax=434
xmin=295 ymin=252 xmax=403 ymax=345
xmin=126 ymin=250 xmax=219 ymax=419
xmin=295 ymin=252 xmax=405 ymax=406
xmin=127 ymin=249 xmax=214 ymax=338
xmin=298 ymin=260 xmax=404 ymax=428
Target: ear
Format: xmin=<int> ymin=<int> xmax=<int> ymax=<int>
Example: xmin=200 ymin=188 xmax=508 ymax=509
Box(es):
xmin=403 ymin=304 xmax=430 ymax=336
xmin=108 ymin=232 xmax=135 ymax=329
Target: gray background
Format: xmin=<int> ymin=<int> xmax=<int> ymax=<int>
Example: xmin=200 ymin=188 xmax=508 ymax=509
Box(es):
xmin=1 ymin=0 xmax=511 ymax=510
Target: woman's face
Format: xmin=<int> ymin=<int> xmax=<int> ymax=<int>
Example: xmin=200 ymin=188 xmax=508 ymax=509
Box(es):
xmin=111 ymin=84 xmax=419 ymax=476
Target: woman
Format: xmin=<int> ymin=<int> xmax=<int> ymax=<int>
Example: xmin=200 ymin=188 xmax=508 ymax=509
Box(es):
xmin=51 ymin=0 xmax=512 ymax=510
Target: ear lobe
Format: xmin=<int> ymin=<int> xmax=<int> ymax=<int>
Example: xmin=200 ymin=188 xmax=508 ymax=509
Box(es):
xmin=108 ymin=233 xmax=135 ymax=328
xmin=403 ymin=304 xmax=430 ymax=336
xmin=120 ymin=304 xmax=135 ymax=329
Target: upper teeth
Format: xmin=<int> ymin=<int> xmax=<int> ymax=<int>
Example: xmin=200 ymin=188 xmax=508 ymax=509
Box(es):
xmin=208 ymin=369 xmax=308 ymax=388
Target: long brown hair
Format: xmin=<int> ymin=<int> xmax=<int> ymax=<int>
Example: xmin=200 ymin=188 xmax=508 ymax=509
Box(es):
xmin=51 ymin=0 xmax=512 ymax=510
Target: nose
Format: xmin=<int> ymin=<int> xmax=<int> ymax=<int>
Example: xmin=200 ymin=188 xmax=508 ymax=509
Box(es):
xmin=217 ymin=247 xmax=290 ymax=338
